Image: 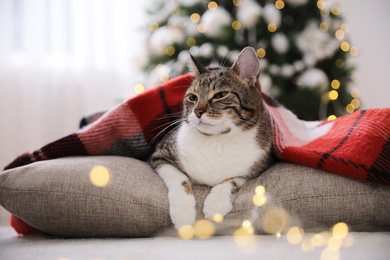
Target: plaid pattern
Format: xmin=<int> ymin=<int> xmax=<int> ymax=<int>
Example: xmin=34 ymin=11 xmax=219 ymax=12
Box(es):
xmin=5 ymin=73 xmax=390 ymax=183
xmin=4 ymin=73 xmax=390 ymax=235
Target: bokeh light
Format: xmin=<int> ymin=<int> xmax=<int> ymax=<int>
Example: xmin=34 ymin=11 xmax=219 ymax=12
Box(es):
xmin=267 ymin=23 xmax=277 ymax=33
xmin=234 ymin=227 xmax=257 ymax=250
xmin=90 ymin=165 xmax=110 ymax=187
xmin=286 ymin=226 xmax=304 ymax=244
xmin=178 ymin=225 xmax=195 ymax=240
xmin=134 ymin=83 xmax=145 ymax=94
xmin=331 ymin=79 xmax=340 ymax=89
xmin=275 ymin=0 xmax=285 ymax=9
xmin=193 ymin=219 xmax=215 ymax=239
xmin=256 ymin=48 xmax=266 ymax=58
xmin=208 ymin=1 xmax=218 ymax=11
xmin=212 ymin=213 xmax=224 ymax=223
xmin=329 ymin=90 xmax=339 ymax=100
xmin=232 ymin=20 xmax=242 ymax=30
xmin=262 ymin=208 xmax=290 ymax=235
xmin=332 ymin=222 xmax=349 ymax=239
xmin=327 ymin=115 xmax=337 ymax=121
xmin=190 ymin=13 xmax=201 ymax=23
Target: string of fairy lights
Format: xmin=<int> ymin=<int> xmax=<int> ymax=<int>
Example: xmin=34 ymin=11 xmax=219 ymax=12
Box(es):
xmin=132 ymin=0 xmax=362 ymax=121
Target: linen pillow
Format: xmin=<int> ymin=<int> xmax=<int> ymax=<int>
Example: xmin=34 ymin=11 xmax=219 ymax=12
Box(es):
xmin=0 ymin=156 xmax=389 ymax=237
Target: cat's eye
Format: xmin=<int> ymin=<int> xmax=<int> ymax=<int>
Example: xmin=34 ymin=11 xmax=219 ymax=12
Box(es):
xmin=187 ymin=93 xmax=198 ymax=102
xmin=213 ymin=91 xmax=228 ymax=100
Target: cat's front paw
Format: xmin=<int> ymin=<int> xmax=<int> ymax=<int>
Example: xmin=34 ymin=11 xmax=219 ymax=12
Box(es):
xmin=203 ymin=185 xmax=233 ymax=220
xmin=169 ymin=195 xmax=197 ymax=229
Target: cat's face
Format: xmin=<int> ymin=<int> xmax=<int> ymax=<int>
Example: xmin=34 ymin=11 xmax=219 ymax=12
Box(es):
xmin=184 ymin=47 xmax=264 ymax=136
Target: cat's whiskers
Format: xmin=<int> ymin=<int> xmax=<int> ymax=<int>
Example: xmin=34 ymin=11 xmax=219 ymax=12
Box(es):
xmin=148 ymin=119 xmax=183 ymax=147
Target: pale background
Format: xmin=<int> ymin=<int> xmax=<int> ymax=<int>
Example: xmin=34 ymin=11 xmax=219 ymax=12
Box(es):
xmin=0 ymin=0 xmax=389 ymax=225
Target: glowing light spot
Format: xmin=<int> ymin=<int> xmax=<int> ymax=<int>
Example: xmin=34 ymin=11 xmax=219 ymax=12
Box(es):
xmin=267 ymin=23 xmax=277 ymax=32
xmin=335 ymin=58 xmax=344 ymax=68
xmin=194 ymin=219 xmax=215 ymax=239
xmin=351 ymin=99 xmax=360 ymax=109
xmin=212 ymin=213 xmax=224 ymax=223
xmin=286 ymin=226 xmax=304 ymax=244
xmin=149 ymin=22 xmax=159 ymax=32
xmin=331 ymin=79 xmax=340 ymax=89
xmin=197 ymin=23 xmax=207 ymax=33
xmin=165 ymin=46 xmax=176 ymax=56
xmin=329 ymin=90 xmax=339 ymax=100
xmin=350 ymin=46 xmax=359 ymax=56
xmin=332 ymin=222 xmax=349 ymax=239
xmin=340 ymin=41 xmax=350 ymax=52
xmin=332 ymin=4 xmax=341 ymax=16
xmin=186 ymin=37 xmax=196 ymax=47
xmin=311 ymin=233 xmax=325 ymax=247
xmin=262 ymin=208 xmax=290 ymax=235
xmin=275 ymin=0 xmax=285 ymax=9
xmin=233 ymin=0 xmax=242 ymax=6
xmin=317 ymin=0 xmax=326 ymax=10
xmin=320 ymin=9 xmax=329 ymax=17
xmin=255 ymin=185 xmax=266 ymax=194
xmin=321 ymin=247 xmax=340 ymax=260
xmin=178 ymin=225 xmax=195 ymax=240
xmin=351 ymin=88 xmax=360 ymax=98
xmin=90 ymin=165 xmax=110 ymax=187
xmin=208 ymin=1 xmax=218 ymax=11
xmin=242 ymin=220 xmax=252 ymax=229
xmin=320 ymin=22 xmax=329 ymax=32
xmin=190 ymin=13 xmax=201 ymax=23
xmin=327 ymin=115 xmax=337 ymax=121
xmin=256 ymin=48 xmax=266 ymax=58
xmin=335 ymin=30 xmax=345 ymax=40
xmin=253 ymin=194 xmax=267 ymax=206
xmin=232 ymin=20 xmax=242 ymax=30
xmin=346 ymin=104 xmax=355 ymax=113
xmin=134 ymin=83 xmax=145 ymax=94
xmin=234 ymin=227 xmax=257 ymax=249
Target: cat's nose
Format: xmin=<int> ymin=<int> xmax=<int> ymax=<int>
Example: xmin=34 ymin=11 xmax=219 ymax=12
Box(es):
xmin=194 ymin=109 xmax=205 ymax=118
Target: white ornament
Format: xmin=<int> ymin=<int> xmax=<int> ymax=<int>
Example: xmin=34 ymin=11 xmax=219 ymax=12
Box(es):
xmin=271 ymin=33 xmax=289 ymax=54
xmin=236 ymin=0 xmax=262 ymax=28
xmin=179 ymin=0 xmax=207 ymax=7
xmin=298 ymin=68 xmax=329 ymax=89
xmin=149 ymin=26 xmax=185 ymax=55
xmin=281 ymin=64 xmax=295 ymax=78
xmin=260 ymin=74 xmax=272 ymax=94
xmin=296 ymin=21 xmax=332 ymax=60
xmin=201 ymin=8 xmax=232 ymax=38
xmin=199 ymin=43 xmax=214 ymax=58
xmin=263 ymin=4 xmax=281 ymax=27
xmin=284 ymin=0 xmax=309 ymax=6
xmin=217 ymin=46 xmax=229 ymax=57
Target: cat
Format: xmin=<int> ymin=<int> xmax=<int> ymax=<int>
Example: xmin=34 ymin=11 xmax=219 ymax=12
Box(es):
xmin=150 ymin=46 xmax=273 ymax=229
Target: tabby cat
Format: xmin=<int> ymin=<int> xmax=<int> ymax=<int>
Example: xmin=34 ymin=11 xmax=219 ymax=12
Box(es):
xmin=151 ymin=47 xmax=273 ymax=229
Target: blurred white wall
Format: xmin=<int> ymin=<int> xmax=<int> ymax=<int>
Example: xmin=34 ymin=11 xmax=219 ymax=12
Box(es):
xmin=340 ymin=0 xmax=390 ymax=109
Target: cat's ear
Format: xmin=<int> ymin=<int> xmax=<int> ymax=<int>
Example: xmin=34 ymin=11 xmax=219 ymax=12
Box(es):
xmin=189 ymin=54 xmax=210 ymax=74
xmin=231 ymin=47 xmax=260 ymax=85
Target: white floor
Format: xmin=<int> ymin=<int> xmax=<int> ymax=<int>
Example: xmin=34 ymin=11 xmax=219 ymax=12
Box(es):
xmin=1 ymin=226 xmax=390 ymax=260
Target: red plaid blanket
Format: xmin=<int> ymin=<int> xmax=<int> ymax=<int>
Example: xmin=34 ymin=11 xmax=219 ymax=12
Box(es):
xmin=4 ymin=73 xmax=390 ymax=235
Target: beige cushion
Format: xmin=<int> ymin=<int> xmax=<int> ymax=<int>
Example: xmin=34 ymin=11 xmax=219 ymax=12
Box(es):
xmin=0 ymin=156 xmax=389 ymax=237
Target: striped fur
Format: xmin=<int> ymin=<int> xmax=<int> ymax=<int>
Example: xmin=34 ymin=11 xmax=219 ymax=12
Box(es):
xmin=151 ymin=47 xmax=273 ymax=229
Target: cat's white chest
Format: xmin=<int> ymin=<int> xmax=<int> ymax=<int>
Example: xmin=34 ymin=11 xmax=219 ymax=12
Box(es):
xmin=176 ymin=124 xmax=265 ymax=186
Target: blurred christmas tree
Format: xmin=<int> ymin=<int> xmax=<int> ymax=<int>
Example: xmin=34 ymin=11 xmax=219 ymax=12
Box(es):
xmin=140 ymin=0 xmax=361 ymax=120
